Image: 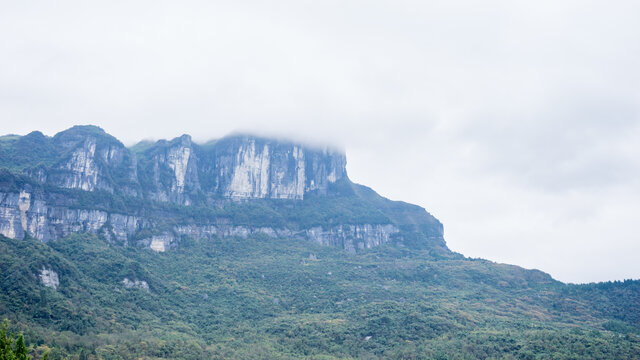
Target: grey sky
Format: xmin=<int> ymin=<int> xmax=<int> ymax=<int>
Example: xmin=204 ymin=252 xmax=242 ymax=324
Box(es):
xmin=1 ymin=0 xmax=639 ymax=283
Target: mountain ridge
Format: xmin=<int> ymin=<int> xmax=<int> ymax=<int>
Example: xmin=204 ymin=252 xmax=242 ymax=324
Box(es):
xmin=2 ymin=125 xmax=640 ymax=359
xmin=0 ymin=125 xmax=445 ymax=255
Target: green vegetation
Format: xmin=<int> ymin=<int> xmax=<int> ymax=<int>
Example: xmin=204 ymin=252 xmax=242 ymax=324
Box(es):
xmin=0 ymin=132 xmax=57 ymax=172
xmin=1 ymin=234 xmax=639 ymax=359
xmin=1 ymin=320 xmax=36 ymax=360
xmin=2 ymin=127 xmax=639 ymax=358
xmin=0 ymin=168 xmax=424 ymax=234
xmin=0 ymin=128 xmax=442 ymax=238
xmin=129 ymin=140 xmax=157 ymax=154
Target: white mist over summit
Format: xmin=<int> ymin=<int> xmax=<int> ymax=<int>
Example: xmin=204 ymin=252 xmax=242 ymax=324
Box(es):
xmin=1 ymin=0 xmax=640 ymax=283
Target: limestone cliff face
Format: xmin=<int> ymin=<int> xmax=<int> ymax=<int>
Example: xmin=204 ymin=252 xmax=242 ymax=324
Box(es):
xmin=39 ymin=267 xmax=59 ymax=289
xmin=132 ymin=133 xmax=346 ymax=203
xmin=44 ymin=126 xmax=140 ymax=197
xmin=204 ymin=136 xmax=346 ymax=200
xmin=173 ymin=223 xmax=400 ymax=254
xmin=0 ymin=186 xmax=145 ymax=244
xmin=6 ymin=126 xmax=346 ymax=203
xmin=305 ymin=224 xmax=400 ymax=254
xmin=0 ymin=184 xmax=402 ymax=252
xmin=0 ymin=126 xmax=445 ymax=254
xmin=0 ymin=190 xmax=44 ymax=241
xmin=140 ymin=135 xmax=201 ymax=205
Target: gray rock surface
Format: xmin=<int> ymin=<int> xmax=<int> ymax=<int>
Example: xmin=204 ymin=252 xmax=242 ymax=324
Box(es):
xmin=0 ymin=189 xmax=144 ymax=243
xmin=122 ymin=278 xmax=149 ymax=291
xmin=174 ymin=223 xmax=401 ymax=252
xmin=0 ymin=186 xmax=401 ymax=252
xmin=0 ymin=126 xmax=444 ymax=254
xmin=39 ymin=267 xmax=59 ymax=289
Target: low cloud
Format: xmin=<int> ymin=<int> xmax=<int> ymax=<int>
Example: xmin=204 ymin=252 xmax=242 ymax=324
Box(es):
xmin=1 ymin=0 xmax=639 ymax=283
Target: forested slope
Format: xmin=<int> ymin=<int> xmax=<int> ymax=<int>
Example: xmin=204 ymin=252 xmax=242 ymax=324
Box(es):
xmin=2 ymin=234 xmax=639 ymax=359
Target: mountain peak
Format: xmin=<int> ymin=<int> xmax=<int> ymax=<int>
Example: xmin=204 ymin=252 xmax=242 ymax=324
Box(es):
xmin=52 ymin=125 xmax=123 ymax=149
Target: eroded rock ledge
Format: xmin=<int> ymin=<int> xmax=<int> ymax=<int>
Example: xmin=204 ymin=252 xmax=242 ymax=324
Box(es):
xmin=0 ymin=126 xmax=446 ymax=254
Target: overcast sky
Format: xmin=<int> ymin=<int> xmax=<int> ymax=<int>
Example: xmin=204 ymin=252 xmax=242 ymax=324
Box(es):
xmin=1 ymin=0 xmax=639 ymax=283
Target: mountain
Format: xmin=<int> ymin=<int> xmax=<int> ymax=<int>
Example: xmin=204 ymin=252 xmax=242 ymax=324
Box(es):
xmin=1 ymin=126 xmax=639 ymax=359
xmin=0 ymin=125 xmax=443 ymax=253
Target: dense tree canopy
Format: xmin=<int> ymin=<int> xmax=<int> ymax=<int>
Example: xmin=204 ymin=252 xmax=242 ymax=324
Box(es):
xmin=1 ymin=234 xmax=639 ymax=359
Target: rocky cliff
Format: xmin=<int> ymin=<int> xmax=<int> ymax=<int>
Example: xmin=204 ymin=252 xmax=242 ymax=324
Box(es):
xmin=135 ymin=134 xmax=347 ymax=203
xmin=0 ymin=126 xmax=445 ymax=253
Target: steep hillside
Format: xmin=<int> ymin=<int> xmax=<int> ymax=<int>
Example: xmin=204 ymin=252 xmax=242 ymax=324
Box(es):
xmin=2 ymin=233 xmax=640 ymax=359
xmin=0 ymin=126 xmax=442 ymax=254
xmin=1 ymin=126 xmax=639 ymax=359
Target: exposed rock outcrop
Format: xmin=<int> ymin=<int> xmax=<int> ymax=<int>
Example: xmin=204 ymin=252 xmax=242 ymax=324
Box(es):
xmin=0 ymin=189 xmax=144 ymax=244
xmin=198 ymin=136 xmax=346 ymax=200
xmin=139 ymin=233 xmax=175 ymax=252
xmin=141 ymin=135 xmax=200 ymax=205
xmin=4 ymin=126 xmax=346 ymax=203
xmin=46 ymin=126 xmax=140 ymax=197
xmin=0 ymin=126 xmax=445 ymax=254
xmin=122 ymin=278 xmax=149 ymax=291
xmin=305 ymin=224 xmax=400 ymax=254
xmin=0 ymin=184 xmax=404 ymax=252
xmin=39 ymin=267 xmax=59 ymax=289
xmin=174 ymin=223 xmax=401 ymax=253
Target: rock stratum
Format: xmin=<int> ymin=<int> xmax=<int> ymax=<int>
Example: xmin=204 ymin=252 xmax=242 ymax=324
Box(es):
xmin=0 ymin=125 xmax=445 ymax=253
